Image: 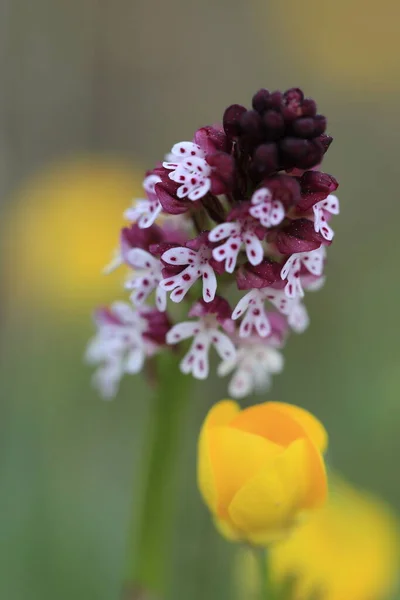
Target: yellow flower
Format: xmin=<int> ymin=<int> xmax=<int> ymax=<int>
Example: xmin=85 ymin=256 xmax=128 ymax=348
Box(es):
xmin=269 ymin=477 xmax=400 ymax=600
xmin=1 ymin=156 xmax=144 ymax=313
xmin=197 ymin=400 xmax=328 ymax=546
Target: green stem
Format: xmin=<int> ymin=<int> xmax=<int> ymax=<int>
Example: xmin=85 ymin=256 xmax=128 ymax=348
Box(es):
xmin=125 ymin=354 xmax=191 ymax=595
xmin=254 ymin=548 xmax=269 ymax=600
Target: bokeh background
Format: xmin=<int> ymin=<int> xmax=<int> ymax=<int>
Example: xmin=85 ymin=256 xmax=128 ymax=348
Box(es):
xmin=1 ymin=1 xmax=400 ymax=599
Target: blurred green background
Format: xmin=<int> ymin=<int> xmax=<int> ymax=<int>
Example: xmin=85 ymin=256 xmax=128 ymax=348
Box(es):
xmin=1 ymin=1 xmax=400 ymax=599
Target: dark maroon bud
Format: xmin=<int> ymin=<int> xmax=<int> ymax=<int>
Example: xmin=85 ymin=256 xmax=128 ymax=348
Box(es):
xmin=301 ymin=98 xmax=317 ymax=117
xmin=252 ymin=88 xmax=271 ymax=113
xmin=301 ymin=170 xmax=338 ymax=195
xmin=318 ymin=134 xmax=333 ymax=153
xmin=263 ymin=110 xmax=285 ymax=140
xmin=280 ymin=138 xmax=323 ymax=169
xmin=201 ymin=193 xmax=226 ymax=223
xmin=239 ymin=110 xmax=263 ymax=139
xmin=275 ymin=218 xmax=325 ymax=254
xmin=268 ymin=90 xmax=284 ymax=110
xmin=292 ymin=117 xmax=316 ymax=138
xmin=143 ymin=310 xmax=171 ymax=346
xmin=236 ymin=259 xmax=281 ymax=290
xmin=206 ymin=152 xmax=234 ymax=195
xmin=282 ymin=88 xmax=304 ymax=120
xmin=298 ymin=171 xmax=338 ymax=211
xmin=121 ymin=223 xmax=163 ymax=253
xmin=194 ymin=126 xmax=230 ymax=154
xmin=284 ymin=87 xmax=304 ymax=104
xmin=262 ymin=174 xmax=301 ymax=208
xmin=313 ymin=115 xmax=327 ymax=136
xmin=223 ymin=104 xmax=247 ymax=137
xmin=253 ymin=143 xmax=279 ymax=175
xmin=155 ymin=182 xmax=190 ymax=215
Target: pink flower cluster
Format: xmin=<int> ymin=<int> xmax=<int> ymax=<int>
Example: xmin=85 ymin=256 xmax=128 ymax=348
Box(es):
xmin=86 ymin=87 xmax=339 ymax=398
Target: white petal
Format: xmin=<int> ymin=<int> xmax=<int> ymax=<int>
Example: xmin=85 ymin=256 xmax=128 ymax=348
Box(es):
xmin=228 ymin=368 xmax=253 ymax=399
xmin=321 ymin=194 xmax=340 ymax=215
xmin=93 ymin=362 xmax=122 ymax=399
xmin=188 ymin=178 xmax=211 ymax=201
xmin=138 ymin=203 xmax=162 ymax=229
xmin=210 ymin=329 xmax=237 ymax=361
xmin=264 ymin=290 xmax=292 ymax=316
xmin=313 ymin=206 xmax=334 ymax=241
xmin=166 ymin=321 xmax=202 ymax=344
xmin=103 ymin=251 xmax=123 ymax=274
xmin=232 ymin=291 xmax=255 ymax=320
xmin=281 ymin=255 xmax=298 ymax=280
xmin=303 ymin=275 xmax=326 ymax=292
xmin=169 ymin=164 xmax=190 ymax=183
xmin=251 ymin=187 xmax=272 ymax=206
xmin=253 ymin=307 xmax=271 ymax=337
xmin=170 ymin=280 xmax=194 ymax=302
xmin=212 ymin=238 xmax=241 ymax=273
xmin=125 ymin=347 xmax=145 ymax=374
xmin=302 ymin=248 xmax=324 ymax=277
xmin=111 ymin=301 xmax=139 ymax=325
xmin=265 ymin=348 xmax=285 ymax=373
xmin=244 ymin=232 xmax=264 ymax=266
xmin=126 ymin=248 xmax=157 ymax=269
xmin=156 ymin=286 xmax=167 ymax=312
xmin=170 ymin=141 xmax=203 ymax=159
xmin=143 ymin=174 xmax=161 ymax=194
xmin=191 ymin=336 xmax=211 ymax=379
xmin=209 ymin=222 xmax=241 ymax=242
xmin=180 ymin=333 xmax=211 ymax=380
xmin=238 ymin=313 xmax=254 ymax=338
xmin=162 ymin=247 xmax=197 ymax=265
xmin=176 ymin=183 xmax=191 ymax=198
xmin=201 ymin=264 xmax=217 ymax=302
xmin=182 ymin=155 xmax=210 ymax=173
xmin=270 ymin=200 xmax=285 ymax=226
xmin=162 ymin=161 xmax=179 ymax=170
xmin=130 ymin=285 xmax=153 ymax=306
xmin=217 ymin=357 xmax=238 ymax=377
xmin=288 ymin=302 xmax=309 ymax=333
xmin=284 ymin=277 xmax=304 ymax=299
xmin=124 ymin=199 xmax=148 ymax=221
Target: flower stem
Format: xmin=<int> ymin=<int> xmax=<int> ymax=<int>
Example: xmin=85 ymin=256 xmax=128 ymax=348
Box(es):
xmin=254 ymin=548 xmax=270 ymax=600
xmin=124 ymin=354 xmax=191 ymax=595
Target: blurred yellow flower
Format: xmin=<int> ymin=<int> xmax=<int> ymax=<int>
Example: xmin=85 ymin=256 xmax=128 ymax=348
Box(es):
xmin=197 ymin=400 xmax=328 ymax=546
xmin=1 ymin=157 xmax=144 ymax=313
xmin=265 ymin=1 xmax=400 ymax=93
xmin=269 ymin=477 xmax=400 ymax=600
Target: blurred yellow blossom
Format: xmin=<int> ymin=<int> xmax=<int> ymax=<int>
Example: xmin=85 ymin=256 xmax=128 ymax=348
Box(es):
xmin=269 ymin=477 xmax=400 ymax=600
xmin=1 ymin=157 xmax=144 ymax=313
xmin=197 ymin=400 xmax=328 ymax=546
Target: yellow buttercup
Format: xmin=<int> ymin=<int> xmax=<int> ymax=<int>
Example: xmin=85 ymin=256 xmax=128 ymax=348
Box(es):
xmin=197 ymin=400 xmax=328 ymax=546
xmin=269 ymin=477 xmax=400 ymax=600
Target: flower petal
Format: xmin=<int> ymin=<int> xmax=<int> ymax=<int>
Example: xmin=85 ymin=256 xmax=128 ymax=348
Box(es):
xmin=266 ymin=402 xmax=328 ymax=453
xmin=209 ymin=222 xmax=241 ymax=242
xmin=208 ymin=426 xmax=282 ymax=516
xmin=162 ymin=247 xmax=196 ymax=265
xmin=166 ymin=321 xmax=201 ymax=344
xmin=201 ymin=264 xmax=217 ymax=302
xmin=197 ymin=401 xmax=239 ymax=513
xmin=228 ymin=462 xmax=299 ymax=545
xmin=230 ymin=402 xmax=308 ymax=448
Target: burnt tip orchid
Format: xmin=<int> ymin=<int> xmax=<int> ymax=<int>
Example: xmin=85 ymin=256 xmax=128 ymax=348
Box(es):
xmin=86 ymin=86 xmax=340 ymax=398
